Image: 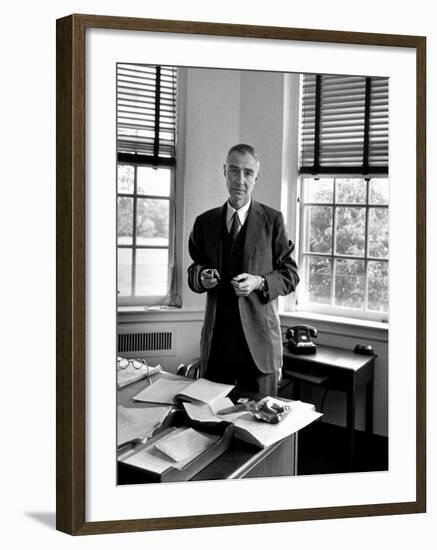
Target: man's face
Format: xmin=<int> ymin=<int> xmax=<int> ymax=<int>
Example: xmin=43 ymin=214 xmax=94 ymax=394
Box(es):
xmin=224 ymin=151 xmax=259 ymax=209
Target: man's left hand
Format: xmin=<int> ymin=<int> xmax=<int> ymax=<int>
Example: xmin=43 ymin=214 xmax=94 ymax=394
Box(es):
xmin=231 ymin=273 xmax=262 ymax=296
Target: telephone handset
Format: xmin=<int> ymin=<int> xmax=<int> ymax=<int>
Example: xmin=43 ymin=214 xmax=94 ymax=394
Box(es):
xmin=286 ymin=325 xmax=318 ymax=355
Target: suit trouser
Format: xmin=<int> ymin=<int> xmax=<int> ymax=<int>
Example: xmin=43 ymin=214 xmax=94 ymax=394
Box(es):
xmin=205 ymin=295 xmax=278 ymax=397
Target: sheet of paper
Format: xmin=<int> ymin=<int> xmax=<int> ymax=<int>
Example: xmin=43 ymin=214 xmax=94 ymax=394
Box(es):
xmin=133 ymin=377 xmax=192 ymax=404
xmin=117 ymin=404 xmax=171 ymax=446
xmin=122 ymin=428 xmax=188 ymax=474
xmin=210 ymin=397 xmax=234 ymax=414
xmin=183 ymin=397 xmax=247 ymax=423
xmin=183 ymin=402 xmax=221 ymax=423
xmin=234 ymin=401 xmax=322 ymax=448
xmin=154 ymin=428 xmax=216 ymax=462
xmin=178 ymin=378 xmax=234 ymax=405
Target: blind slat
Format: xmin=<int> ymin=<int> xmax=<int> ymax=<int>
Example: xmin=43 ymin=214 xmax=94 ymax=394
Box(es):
xmin=300 ymin=74 xmax=388 ymax=174
xmin=117 ymin=64 xmax=177 ymax=163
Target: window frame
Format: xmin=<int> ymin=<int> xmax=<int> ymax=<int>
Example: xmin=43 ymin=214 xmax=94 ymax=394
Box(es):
xmin=116 ymin=63 xmax=180 ymax=308
xmin=295 ymin=175 xmax=389 ymax=322
xmin=117 ymin=162 xmax=177 ymax=306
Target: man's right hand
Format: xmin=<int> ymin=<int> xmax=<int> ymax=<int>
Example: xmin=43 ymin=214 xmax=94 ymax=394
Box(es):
xmin=200 ymin=268 xmax=220 ymax=289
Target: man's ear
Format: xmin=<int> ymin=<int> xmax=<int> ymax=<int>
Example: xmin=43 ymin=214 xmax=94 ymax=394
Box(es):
xmin=223 ymin=163 xmax=227 ymax=177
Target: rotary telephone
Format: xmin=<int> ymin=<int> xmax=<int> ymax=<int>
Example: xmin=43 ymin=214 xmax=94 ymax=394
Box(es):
xmin=286 ymin=325 xmax=318 ymax=355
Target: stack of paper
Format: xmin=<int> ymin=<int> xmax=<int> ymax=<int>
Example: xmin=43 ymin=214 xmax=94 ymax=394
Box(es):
xmin=120 ymin=427 xmax=218 ymax=474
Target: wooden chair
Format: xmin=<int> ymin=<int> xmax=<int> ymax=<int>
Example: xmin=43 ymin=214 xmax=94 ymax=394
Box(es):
xmin=177 ymin=358 xmax=201 ymax=379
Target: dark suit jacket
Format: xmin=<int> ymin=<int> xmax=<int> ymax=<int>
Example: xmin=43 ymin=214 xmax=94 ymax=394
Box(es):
xmin=188 ymin=200 xmax=299 ymax=377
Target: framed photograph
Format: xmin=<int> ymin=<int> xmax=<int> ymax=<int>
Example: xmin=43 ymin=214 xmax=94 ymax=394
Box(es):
xmin=56 ymin=13 xmax=426 ymax=535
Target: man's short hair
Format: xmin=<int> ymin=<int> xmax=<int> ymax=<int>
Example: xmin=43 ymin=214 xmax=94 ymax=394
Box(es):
xmin=226 ymin=144 xmax=260 ymax=164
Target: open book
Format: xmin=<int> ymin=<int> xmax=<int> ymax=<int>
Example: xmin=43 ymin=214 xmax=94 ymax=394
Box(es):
xmin=133 ymin=377 xmax=234 ymax=407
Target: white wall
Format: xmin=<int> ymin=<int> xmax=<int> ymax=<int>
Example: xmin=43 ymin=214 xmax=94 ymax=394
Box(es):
xmin=4 ymin=1 xmax=436 ymax=549
xmin=181 ymin=67 xmax=241 ymax=308
xmin=240 ymin=71 xmax=285 ymax=208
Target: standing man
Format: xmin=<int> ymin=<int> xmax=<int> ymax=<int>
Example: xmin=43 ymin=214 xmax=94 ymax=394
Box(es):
xmin=188 ymin=144 xmax=299 ymax=396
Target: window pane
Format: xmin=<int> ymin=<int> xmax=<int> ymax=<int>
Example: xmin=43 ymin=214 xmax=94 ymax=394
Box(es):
xmin=136 ymin=248 xmax=169 ymax=297
xmin=117 ymin=164 xmax=134 ymax=194
xmin=136 ymin=199 xmax=169 ymax=246
xmin=335 ymin=207 xmax=365 ymax=256
xmin=137 ymin=166 xmax=171 ymax=196
xmin=303 ymin=206 xmax=333 ymax=253
xmin=369 ymin=178 xmax=389 ymax=204
xmin=307 ymin=256 xmax=332 ymax=304
xmin=303 ymin=178 xmax=334 ymax=203
xmin=368 ymin=261 xmax=388 ymax=312
xmin=117 ymin=248 xmax=132 ymax=296
xmin=334 ymin=259 xmax=365 ymax=309
xmin=368 ymin=207 xmax=389 ymax=258
xmin=117 ymin=197 xmax=133 ymax=245
xmin=335 ymin=178 xmax=366 ymax=204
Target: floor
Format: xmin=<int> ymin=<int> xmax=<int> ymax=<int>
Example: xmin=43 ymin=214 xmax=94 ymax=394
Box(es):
xmin=297 ymin=419 xmax=389 ymax=475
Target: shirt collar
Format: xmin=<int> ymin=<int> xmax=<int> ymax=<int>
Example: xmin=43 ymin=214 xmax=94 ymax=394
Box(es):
xmin=226 ymin=199 xmax=251 ymax=227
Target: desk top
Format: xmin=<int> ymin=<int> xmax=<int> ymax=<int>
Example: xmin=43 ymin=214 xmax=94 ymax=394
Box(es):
xmin=283 ymin=344 xmax=375 ymax=372
xmin=117 ymin=372 xmax=298 ymax=482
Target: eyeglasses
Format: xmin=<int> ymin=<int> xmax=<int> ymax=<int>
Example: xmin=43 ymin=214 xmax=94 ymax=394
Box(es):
xmin=117 ymin=357 xmax=147 ymax=370
xmin=117 ymin=357 xmax=153 ymax=386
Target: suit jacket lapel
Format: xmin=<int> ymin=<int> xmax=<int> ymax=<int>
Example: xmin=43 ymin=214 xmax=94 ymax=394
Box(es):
xmin=243 ymin=200 xmax=265 ymax=268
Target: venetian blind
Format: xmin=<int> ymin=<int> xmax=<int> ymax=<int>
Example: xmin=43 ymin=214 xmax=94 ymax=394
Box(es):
xmin=117 ymin=64 xmax=177 ymax=165
xmin=300 ymin=74 xmax=389 ymax=174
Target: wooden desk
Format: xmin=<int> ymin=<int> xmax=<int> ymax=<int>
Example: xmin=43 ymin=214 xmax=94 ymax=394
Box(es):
xmin=282 ymin=344 xmax=375 ymax=471
xmin=117 ymin=372 xmax=297 ymax=484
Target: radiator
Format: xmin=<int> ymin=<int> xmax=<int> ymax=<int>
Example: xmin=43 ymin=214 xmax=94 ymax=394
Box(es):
xmin=118 ymin=327 xmax=176 ymax=358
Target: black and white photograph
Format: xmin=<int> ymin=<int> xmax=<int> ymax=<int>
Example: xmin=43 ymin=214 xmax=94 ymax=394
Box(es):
xmin=54 ymin=12 xmax=425 ymax=536
xmin=115 ymin=64 xmax=390 ymax=484
xmin=4 ymin=0 xmax=435 ymax=545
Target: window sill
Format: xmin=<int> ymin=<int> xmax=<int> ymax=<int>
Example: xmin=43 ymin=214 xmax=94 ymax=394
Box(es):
xmin=118 ymin=305 xmax=204 ymax=324
xmin=280 ymin=310 xmax=388 ymax=342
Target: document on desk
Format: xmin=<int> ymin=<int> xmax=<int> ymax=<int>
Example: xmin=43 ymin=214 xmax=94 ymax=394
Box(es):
xmin=133 ymin=378 xmax=193 ymax=405
xmin=133 ymin=377 xmax=234 ymax=406
xmin=155 ymin=428 xmax=216 ymax=462
xmin=183 ymin=397 xmax=247 ymax=423
xmin=176 ymin=378 xmax=234 ymax=405
xmin=117 ymin=404 xmax=172 ymax=446
xmin=233 ymin=401 xmax=322 ymax=448
xmin=121 ymin=427 xmax=218 ymax=474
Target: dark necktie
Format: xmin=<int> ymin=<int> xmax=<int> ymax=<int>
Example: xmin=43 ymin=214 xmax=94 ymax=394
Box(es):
xmin=229 ymin=212 xmax=241 ymax=241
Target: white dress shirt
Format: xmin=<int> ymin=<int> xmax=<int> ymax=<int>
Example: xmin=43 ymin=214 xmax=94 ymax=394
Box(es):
xmin=226 ymin=199 xmax=251 ymax=234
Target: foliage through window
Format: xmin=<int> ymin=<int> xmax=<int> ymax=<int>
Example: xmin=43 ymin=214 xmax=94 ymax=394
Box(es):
xmin=299 ymin=177 xmax=388 ymax=318
xmin=116 ymin=64 xmax=179 ymax=305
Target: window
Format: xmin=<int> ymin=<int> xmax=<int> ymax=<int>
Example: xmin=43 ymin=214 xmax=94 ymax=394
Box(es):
xmin=297 ymin=74 xmax=389 ymax=321
xmin=116 ymin=64 xmax=180 ymax=306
